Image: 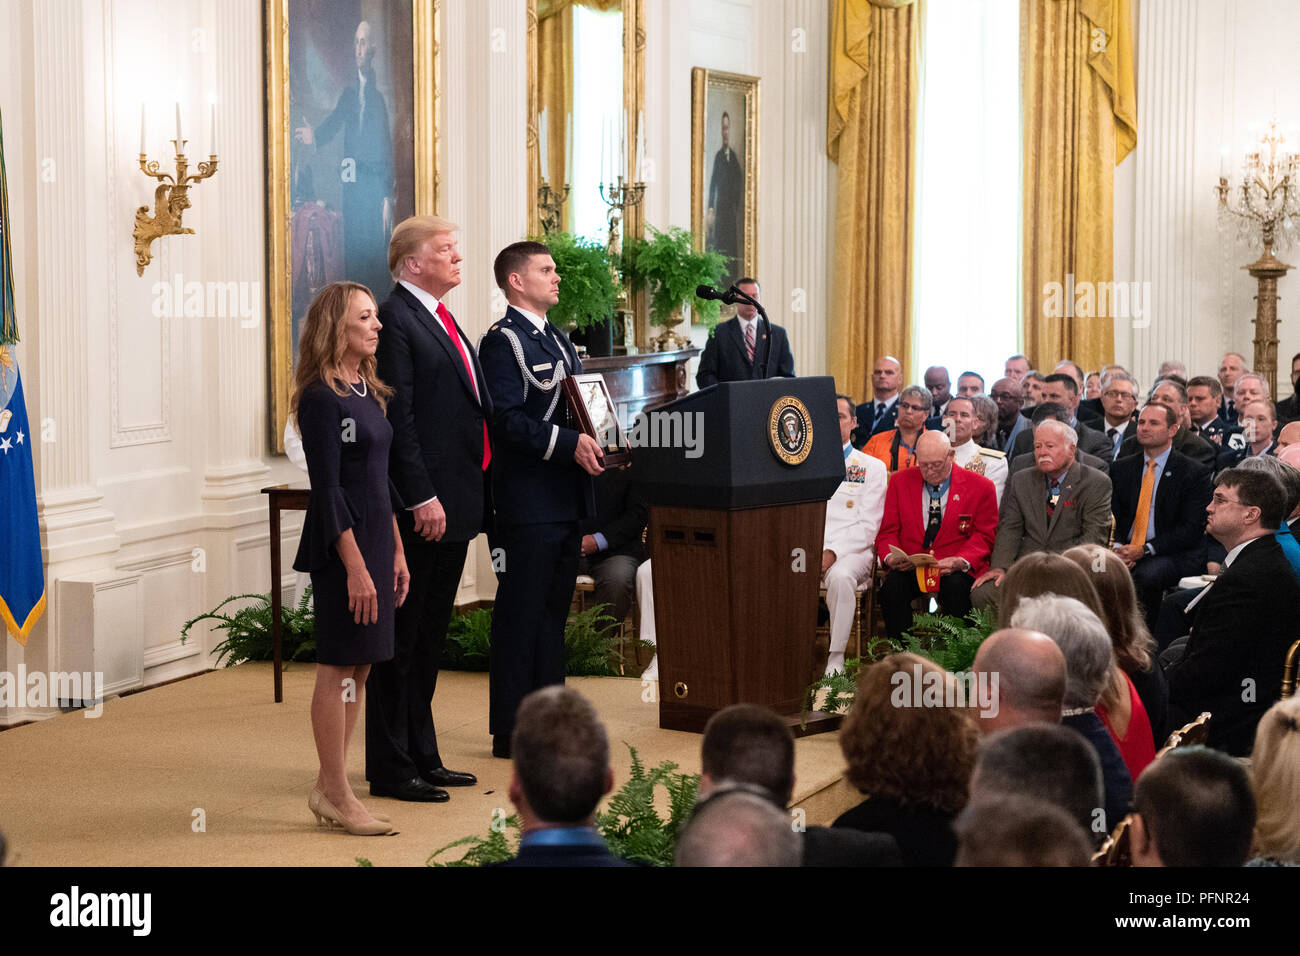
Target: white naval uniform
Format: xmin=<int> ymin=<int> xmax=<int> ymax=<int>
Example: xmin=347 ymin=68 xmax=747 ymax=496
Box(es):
xmin=953 ymin=439 xmax=1008 ymax=505
xmin=821 ymin=446 xmax=888 ymax=674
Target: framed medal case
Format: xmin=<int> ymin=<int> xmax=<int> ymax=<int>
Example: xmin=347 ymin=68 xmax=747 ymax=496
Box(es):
xmin=562 ymin=373 xmax=631 ymax=467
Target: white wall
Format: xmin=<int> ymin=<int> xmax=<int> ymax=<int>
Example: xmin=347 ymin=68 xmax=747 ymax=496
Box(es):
xmin=0 ymin=0 xmax=832 ymax=723
xmin=1115 ymin=0 xmax=1300 ymax=395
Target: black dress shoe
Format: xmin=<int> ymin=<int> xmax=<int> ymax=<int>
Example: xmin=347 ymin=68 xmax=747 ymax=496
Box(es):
xmin=369 ymin=777 xmax=450 ymax=802
xmin=492 ymin=736 xmax=512 ymax=759
xmin=421 ymin=767 xmax=478 ymax=788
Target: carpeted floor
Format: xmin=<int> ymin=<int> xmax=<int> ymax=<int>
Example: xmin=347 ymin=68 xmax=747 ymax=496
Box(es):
xmin=0 ymin=663 xmax=855 ymax=866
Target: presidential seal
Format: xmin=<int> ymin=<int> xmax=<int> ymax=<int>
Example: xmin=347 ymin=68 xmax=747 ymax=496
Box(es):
xmin=768 ymin=396 xmax=813 ymax=465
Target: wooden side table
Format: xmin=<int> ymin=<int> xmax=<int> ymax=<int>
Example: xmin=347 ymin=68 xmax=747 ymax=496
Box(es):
xmin=262 ymin=484 xmax=309 ymax=702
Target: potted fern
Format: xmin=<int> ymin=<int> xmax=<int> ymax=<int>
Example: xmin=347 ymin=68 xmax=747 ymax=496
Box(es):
xmin=622 ymin=225 xmax=727 ymax=347
xmin=535 ymin=231 xmax=620 ymax=355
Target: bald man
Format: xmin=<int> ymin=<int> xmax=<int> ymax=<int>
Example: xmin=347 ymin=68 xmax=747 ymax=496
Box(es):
xmin=874 ymin=431 xmax=999 ymax=639
xmin=970 ymin=628 xmax=1067 ymax=734
xmin=1277 ymin=421 xmax=1300 ymax=453
xmin=853 ymin=355 xmax=904 ymax=448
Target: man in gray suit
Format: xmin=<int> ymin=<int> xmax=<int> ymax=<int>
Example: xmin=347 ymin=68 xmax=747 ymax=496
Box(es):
xmin=1007 ymin=403 xmax=1110 ymax=476
xmin=971 ymin=420 xmax=1113 ymax=609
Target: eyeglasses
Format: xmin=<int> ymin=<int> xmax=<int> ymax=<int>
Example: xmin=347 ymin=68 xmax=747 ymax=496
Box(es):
xmin=1210 ymin=492 xmax=1243 ymax=507
xmin=898 ymin=402 xmax=928 ymax=412
xmin=1102 ymin=389 xmax=1135 ymax=400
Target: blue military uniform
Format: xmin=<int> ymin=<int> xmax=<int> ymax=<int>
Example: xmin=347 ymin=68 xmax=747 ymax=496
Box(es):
xmin=478 ymin=307 xmax=596 ymax=750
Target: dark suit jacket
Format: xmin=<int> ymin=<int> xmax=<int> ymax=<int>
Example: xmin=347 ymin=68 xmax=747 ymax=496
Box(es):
xmin=832 ymin=796 xmax=957 ymax=867
xmin=376 ymin=284 xmax=492 ymax=542
xmin=1166 ymin=534 xmax=1300 ymax=755
xmin=491 ymin=838 xmax=630 ymax=868
xmin=1276 ymin=394 xmax=1300 ymax=428
xmin=1011 ymin=418 xmax=1115 ymax=462
xmin=995 ymin=412 xmax=1032 ymax=457
xmin=990 ymin=462 xmax=1113 ymax=570
xmin=802 ymin=826 xmax=903 ymax=867
xmin=696 ymin=316 xmax=795 ymax=388
xmin=1077 ymin=397 xmax=1105 ymax=429
xmin=1063 ymin=712 xmax=1133 ymax=832
xmin=478 ymin=307 xmax=596 ymax=527
xmin=581 ymin=466 xmax=647 ymax=563
xmin=1118 ymin=425 xmax=1216 ymax=469
xmin=1192 ymin=416 xmax=1240 ymax=449
xmin=1009 ymin=448 xmax=1110 ymax=477
xmin=853 ymin=397 xmax=900 ymax=449
xmin=1110 ymin=450 xmax=1212 ymax=576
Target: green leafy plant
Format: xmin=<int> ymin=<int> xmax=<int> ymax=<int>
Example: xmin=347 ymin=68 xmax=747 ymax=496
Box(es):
xmin=442 ymin=606 xmax=493 ymax=672
xmin=426 ymin=746 xmax=698 ymax=868
xmin=902 ymin=606 xmax=998 ymax=673
xmin=180 ymin=588 xmax=315 ymax=667
xmin=802 ymin=634 xmax=901 ymax=721
xmin=440 ymin=604 xmax=653 ymax=677
xmin=535 ymin=231 xmax=619 ymax=332
xmin=622 ymin=225 xmax=728 ymax=331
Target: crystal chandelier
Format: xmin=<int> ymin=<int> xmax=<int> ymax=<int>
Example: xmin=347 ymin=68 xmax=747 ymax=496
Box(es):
xmin=1216 ymin=121 xmax=1300 ymax=254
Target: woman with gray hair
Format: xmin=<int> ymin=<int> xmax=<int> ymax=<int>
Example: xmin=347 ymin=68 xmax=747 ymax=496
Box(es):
xmin=1009 ymin=593 xmax=1133 ymax=834
xmin=862 ymin=384 xmax=933 ymax=472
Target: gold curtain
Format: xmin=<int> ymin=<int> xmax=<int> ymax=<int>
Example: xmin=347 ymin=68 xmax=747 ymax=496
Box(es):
xmin=827 ymin=0 xmax=918 ymax=405
xmin=1021 ymin=0 xmax=1136 ymax=373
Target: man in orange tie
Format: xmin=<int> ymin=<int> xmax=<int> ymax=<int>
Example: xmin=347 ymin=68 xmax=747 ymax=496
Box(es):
xmin=1109 ymin=403 xmax=1213 ymax=629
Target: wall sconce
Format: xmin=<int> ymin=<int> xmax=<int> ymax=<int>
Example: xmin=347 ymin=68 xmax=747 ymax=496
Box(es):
xmin=133 ymin=103 xmax=218 ymax=276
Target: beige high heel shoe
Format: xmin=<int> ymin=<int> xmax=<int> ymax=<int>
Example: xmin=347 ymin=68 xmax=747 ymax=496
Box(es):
xmin=312 ymin=787 xmax=390 ymax=823
xmin=309 ymin=789 xmax=396 ymax=836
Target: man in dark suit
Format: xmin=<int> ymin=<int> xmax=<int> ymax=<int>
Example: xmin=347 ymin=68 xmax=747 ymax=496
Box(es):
xmin=1009 ymin=374 xmax=1113 ymax=461
xmin=707 ymin=111 xmax=744 ymax=285
xmin=972 ymin=420 xmax=1113 ymax=609
xmin=1186 ymin=375 xmax=1239 ymax=448
xmin=1216 ymin=351 xmax=1248 ymax=424
xmin=989 ymin=377 xmax=1031 ymax=455
xmin=494 ymin=687 xmax=626 ymax=867
xmin=1215 ymin=399 xmax=1277 ymax=470
xmin=1162 ymin=468 xmax=1300 ymax=755
xmin=479 ymin=241 xmax=604 ymax=758
xmin=369 ymin=216 xmax=488 ymax=802
xmin=578 ymin=466 xmax=647 ymax=624
xmin=853 ymin=354 xmax=903 ymax=448
xmin=1096 ymin=370 xmax=1140 ymax=460
xmin=1110 ymin=403 xmax=1213 ymax=629
xmin=1007 ymin=403 xmax=1111 ymax=476
xmin=1115 ymin=379 xmax=1217 ymax=467
xmin=874 ymin=431 xmax=999 ymax=638
xmin=1275 ymin=352 xmax=1300 ymax=427
xmin=695 ymin=278 xmax=794 ymax=388
xmin=294 ymin=20 xmax=394 ymax=297
xmin=698 ymin=704 xmax=902 ymax=867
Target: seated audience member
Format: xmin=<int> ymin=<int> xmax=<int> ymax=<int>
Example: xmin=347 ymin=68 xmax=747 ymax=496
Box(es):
xmin=833 ymin=653 xmax=980 ymax=866
xmin=1279 ymin=421 xmax=1300 ymax=453
xmin=1217 ymin=399 xmax=1277 ymax=469
xmin=1247 ymin=696 xmax=1300 ymax=866
xmin=1064 ymin=545 xmax=1168 ymax=744
xmin=853 ymin=354 xmax=904 ymax=447
xmin=1078 ymin=364 xmax=1127 ymax=423
xmin=923 ymin=365 xmax=953 ymax=423
xmin=1217 ymin=351 xmax=1248 ymax=423
xmin=1109 ymin=402 xmax=1213 ymax=629
xmin=824 ymin=396 xmax=889 ymax=675
xmin=875 ymin=431 xmax=998 ymax=640
xmin=969 ymin=725 xmax=1104 ymax=837
xmin=863 ymin=384 xmax=934 ymax=473
xmin=989 ymin=378 xmax=1031 ymax=455
xmin=1162 ymin=468 xmax=1300 ymax=755
xmin=971 ymin=420 xmax=1112 ymax=609
xmin=1116 ymin=379 xmax=1216 ymax=467
xmin=1022 ymin=370 xmax=1046 ymax=410
xmin=1084 ymin=370 xmax=1102 ymax=401
xmin=945 ymin=396 xmax=1008 ymax=504
xmin=954 ymin=796 xmax=1093 ymax=867
xmin=1276 ymin=351 xmax=1300 ymax=428
xmin=1130 ymin=747 xmax=1256 ymax=868
xmin=1007 ymin=403 xmax=1111 ymax=476
xmin=993 ymin=551 xmax=1106 ymax=628
xmin=1009 ymin=594 xmax=1133 ymax=834
xmin=495 ymin=687 xmax=625 ymax=867
xmin=956 ymin=371 xmax=985 ymax=398
xmin=967 ymin=393 xmax=1001 ymax=452
xmin=1233 ymin=371 xmax=1271 ymax=412
xmin=1097 ymin=371 xmax=1140 ymax=460
xmin=1157 ymin=359 xmax=1188 ymax=379
xmin=1234 ymin=456 xmax=1300 ymax=577
xmin=698 ymin=704 xmax=902 ymax=867
xmin=675 ymin=789 xmax=801 ymax=867
xmin=1004 ymin=354 xmax=1031 ymax=382
xmin=970 ymin=628 xmax=1067 ymax=735
xmin=578 ymin=464 xmax=647 ymax=625
xmin=1186 ymin=375 xmax=1238 ymax=447
xmin=1009 ymin=373 xmax=1113 ymax=460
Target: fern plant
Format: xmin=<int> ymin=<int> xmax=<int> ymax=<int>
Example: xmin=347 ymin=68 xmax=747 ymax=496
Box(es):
xmin=902 ymin=606 xmax=998 ymax=673
xmin=180 ymin=587 xmax=315 ymax=667
xmin=442 ymin=606 xmax=493 ymax=672
xmin=536 ymin=231 xmax=619 ymax=332
xmin=426 ymin=746 xmax=698 ymax=868
xmin=622 ymin=225 xmax=728 ymax=331
xmin=440 ymin=604 xmax=653 ymax=677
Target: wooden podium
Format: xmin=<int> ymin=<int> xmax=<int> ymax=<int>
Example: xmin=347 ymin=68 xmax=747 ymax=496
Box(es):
xmin=635 ymin=377 xmax=844 ymax=735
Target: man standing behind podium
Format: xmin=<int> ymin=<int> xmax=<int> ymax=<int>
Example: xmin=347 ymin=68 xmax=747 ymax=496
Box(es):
xmin=370 ymin=215 xmax=488 ymax=802
xmin=479 ymin=241 xmax=605 ymax=759
xmin=695 ymin=278 xmax=795 ymax=388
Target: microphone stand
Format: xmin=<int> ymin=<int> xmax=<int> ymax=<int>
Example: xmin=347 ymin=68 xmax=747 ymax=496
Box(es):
xmin=727 ymin=285 xmax=773 ymax=379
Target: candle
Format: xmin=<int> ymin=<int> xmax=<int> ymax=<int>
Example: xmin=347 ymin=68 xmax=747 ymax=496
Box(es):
xmin=635 ymin=110 xmax=645 ymax=181
xmin=174 ymin=102 xmax=183 ymax=148
xmin=208 ymin=101 xmax=216 ymax=156
xmin=139 ymin=102 xmax=147 ymax=155
xmin=599 ymin=115 xmax=607 ymax=186
xmin=539 ymin=108 xmax=549 ymax=181
xmin=565 ymin=112 xmax=573 ymax=184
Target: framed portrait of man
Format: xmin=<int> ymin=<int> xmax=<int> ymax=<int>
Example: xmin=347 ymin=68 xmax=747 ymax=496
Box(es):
xmin=265 ymin=0 xmax=440 ymax=452
xmin=690 ymin=67 xmax=757 ymax=317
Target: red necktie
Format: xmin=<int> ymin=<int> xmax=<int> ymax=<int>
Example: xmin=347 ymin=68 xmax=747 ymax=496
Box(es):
xmin=436 ymin=302 xmax=491 ymax=470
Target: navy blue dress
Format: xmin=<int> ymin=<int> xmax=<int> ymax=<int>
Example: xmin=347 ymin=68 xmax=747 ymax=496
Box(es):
xmin=293 ymin=379 xmax=402 ymax=665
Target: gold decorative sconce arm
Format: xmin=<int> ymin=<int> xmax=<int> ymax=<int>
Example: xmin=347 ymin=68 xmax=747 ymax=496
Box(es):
xmin=133 ymin=141 xmax=218 ymax=276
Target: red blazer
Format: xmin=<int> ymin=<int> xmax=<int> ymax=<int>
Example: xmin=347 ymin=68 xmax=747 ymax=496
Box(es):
xmin=875 ymin=466 xmax=999 ymax=577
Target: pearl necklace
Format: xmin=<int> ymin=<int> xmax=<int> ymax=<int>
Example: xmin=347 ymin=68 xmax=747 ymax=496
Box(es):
xmin=349 ymin=377 xmax=368 ymax=397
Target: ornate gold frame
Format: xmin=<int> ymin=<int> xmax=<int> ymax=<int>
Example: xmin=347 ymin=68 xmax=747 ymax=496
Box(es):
xmin=526 ymin=0 xmax=646 ymax=345
xmin=690 ymin=67 xmax=758 ymax=323
xmin=264 ymin=0 xmax=440 ymax=453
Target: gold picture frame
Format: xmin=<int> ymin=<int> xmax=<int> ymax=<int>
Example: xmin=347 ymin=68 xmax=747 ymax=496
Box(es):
xmin=265 ymin=0 xmax=440 ymax=453
xmin=691 ymin=67 xmax=758 ymax=323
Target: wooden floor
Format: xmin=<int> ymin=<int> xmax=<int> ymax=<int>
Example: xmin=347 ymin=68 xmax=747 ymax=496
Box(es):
xmin=0 ymin=663 xmax=857 ymax=867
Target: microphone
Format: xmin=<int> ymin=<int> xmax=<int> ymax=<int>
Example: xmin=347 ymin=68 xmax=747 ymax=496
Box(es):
xmin=695 ymin=284 xmax=728 ymax=302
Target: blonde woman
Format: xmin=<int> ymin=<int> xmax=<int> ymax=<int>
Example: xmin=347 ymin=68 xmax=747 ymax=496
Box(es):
xmin=1247 ymin=696 xmax=1300 ymax=866
xmin=291 ymin=281 xmax=409 ymax=836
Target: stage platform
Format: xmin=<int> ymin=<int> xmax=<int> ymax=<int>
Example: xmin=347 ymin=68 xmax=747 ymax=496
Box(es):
xmin=0 ymin=663 xmax=858 ymax=866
